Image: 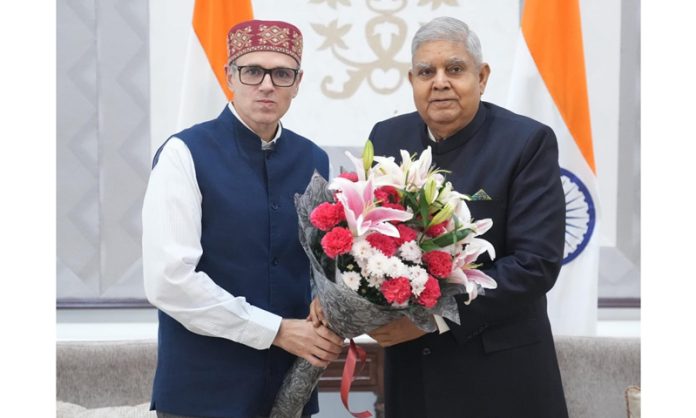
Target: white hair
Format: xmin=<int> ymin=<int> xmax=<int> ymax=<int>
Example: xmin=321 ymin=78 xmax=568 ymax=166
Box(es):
xmin=411 ymin=17 xmax=483 ymax=67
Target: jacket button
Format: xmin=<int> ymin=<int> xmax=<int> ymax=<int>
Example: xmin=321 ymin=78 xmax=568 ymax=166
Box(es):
xmin=272 ymin=258 xmax=280 ymax=266
xmin=422 ymin=348 xmax=431 ymax=356
xmin=271 ymin=203 xmax=279 ymax=210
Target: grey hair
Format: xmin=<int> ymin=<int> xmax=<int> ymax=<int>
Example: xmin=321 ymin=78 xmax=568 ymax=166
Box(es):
xmin=411 ymin=17 xmax=483 ymax=67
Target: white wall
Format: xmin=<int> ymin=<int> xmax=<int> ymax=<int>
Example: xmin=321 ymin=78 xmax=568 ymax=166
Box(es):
xmin=150 ymin=0 xmax=625 ymax=250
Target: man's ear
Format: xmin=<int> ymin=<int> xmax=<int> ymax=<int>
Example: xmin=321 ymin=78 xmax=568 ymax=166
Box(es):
xmin=292 ymin=70 xmax=304 ymax=98
xmin=225 ymin=64 xmax=236 ymax=92
xmin=408 ymin=69 xmax=413 ymax=87
xmin=478 ymin=63 xmax=491 ymax=95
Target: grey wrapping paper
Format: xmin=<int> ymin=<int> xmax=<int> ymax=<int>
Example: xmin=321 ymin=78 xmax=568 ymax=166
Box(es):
xmin=269 ymin=172 xmax=467 ymax=418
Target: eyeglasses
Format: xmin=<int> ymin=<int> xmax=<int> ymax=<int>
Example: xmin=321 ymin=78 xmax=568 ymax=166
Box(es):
xmin=231 ymin=65 xmax=300 ymax=87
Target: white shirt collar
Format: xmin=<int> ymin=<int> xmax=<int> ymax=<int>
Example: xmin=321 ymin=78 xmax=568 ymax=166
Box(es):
xmin=227 ymin=102 xmax=282 ymax=150
xmin=427 ymin=127 xmax=440 ymax=143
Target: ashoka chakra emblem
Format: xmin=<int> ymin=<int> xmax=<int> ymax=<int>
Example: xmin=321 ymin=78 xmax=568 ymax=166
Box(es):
xmin=561 ymin=168 xmax=596 ymax=265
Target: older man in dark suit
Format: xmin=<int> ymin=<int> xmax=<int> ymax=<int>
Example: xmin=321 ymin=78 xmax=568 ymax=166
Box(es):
xmin=368 ymin=17 xmax=569 ymax=418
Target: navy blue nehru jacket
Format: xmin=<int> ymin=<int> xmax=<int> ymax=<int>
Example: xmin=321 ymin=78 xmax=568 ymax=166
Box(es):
xmin=149 ymin=107 xmax=328 ymax=418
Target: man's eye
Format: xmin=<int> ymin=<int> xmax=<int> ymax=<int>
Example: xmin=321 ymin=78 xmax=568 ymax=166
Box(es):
xmin=273 ymin=69 xmax=292 ymax=79
xmin=447 ymin=66 xmax=464 ymax=74
xmin=243 ymin=67 xmax=263 ymax=76
xmin=418 ymin=69 xmax=434 ymax=77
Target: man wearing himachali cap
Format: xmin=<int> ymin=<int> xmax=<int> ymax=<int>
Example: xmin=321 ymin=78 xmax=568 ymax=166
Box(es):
xmin=142 ymin=19 xmax=343 ymax=418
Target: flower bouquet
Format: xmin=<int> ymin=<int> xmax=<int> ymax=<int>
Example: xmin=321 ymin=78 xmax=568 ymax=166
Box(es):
xmin=269 ymin=141 xmax=496 ymax=418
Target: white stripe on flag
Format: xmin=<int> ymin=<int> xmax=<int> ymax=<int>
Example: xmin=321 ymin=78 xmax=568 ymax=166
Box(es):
xmin=507 ymin=30 xmax=599 ymax=336
xmin=176 ymin=29 xmax=228 ymax=131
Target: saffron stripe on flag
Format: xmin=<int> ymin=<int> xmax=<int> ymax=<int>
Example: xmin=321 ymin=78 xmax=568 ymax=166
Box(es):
xmin=192 ymin=0 xmax=254 ymax=101
xmin=521 ymin=0 xmax=595 ymax=173
xmin=177 ymin=0 xmax=253 ymax=130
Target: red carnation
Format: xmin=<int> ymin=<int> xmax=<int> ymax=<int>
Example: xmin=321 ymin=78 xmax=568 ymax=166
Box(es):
xmin=366 ymin=232 xmax=399 ymax=256
xmin=380 ymin=202 xmax=405 ymax=211
xmin=321 ymin=227 xmax=353 ymax=259
xmin=380 ymin=277 xmax=412 ymax=304
xmin=426 ymin=221 xmax=448 ymax=237
xmin=374 ymin=186 xmax=400 ymax=204
xmin=334 ymin=201 xmax=345 ymax=217
xmin=396 ymin=224 xmax=418 ymax=245
xmin=338 ymin=171 xmax=359 ymax=182
xmin=310 ymin=202 xmax=345 ymax=231
xmin=417 ymin=275 xmax=441 ymax=308
xmin=422 ymin=250 xmax=453 ymax=278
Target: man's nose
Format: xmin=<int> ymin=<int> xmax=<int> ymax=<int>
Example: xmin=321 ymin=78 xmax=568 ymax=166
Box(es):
xmin=433 ymin=69 xmax=450 ymax=89
xmin=259 ymin=72 xmax=275 ymax=90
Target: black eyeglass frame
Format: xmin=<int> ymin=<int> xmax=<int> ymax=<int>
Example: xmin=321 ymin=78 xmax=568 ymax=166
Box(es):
xmin=230 ymin=64 xmax=301 ymax=87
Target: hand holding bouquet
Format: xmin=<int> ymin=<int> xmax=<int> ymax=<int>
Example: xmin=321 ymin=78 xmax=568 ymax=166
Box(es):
xmin=270 ymin=141 xmax=496 ymax=418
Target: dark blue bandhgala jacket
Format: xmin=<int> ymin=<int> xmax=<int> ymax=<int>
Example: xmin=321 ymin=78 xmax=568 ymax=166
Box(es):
xmin=369 ymin=102 xmax=569 ymax=418
xmin=150 ymin=107 xmax=328 ymax=418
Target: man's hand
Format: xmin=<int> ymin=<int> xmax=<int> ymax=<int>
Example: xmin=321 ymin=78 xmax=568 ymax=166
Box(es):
xmin=273 ymin=319 xmax=343 ymax=368
xmin=368 ymin=316 xmax=427 ymax=347
xmin=307 ymin=297 xmax=327 ymax=327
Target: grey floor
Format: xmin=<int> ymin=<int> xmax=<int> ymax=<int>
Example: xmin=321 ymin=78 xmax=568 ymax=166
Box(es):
xmin=316 ymin=392 xmax=377 ymax=418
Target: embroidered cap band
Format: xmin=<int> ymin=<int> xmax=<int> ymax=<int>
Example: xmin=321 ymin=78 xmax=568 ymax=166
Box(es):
xmin=227 ymin=19 xmax=303 ymax=65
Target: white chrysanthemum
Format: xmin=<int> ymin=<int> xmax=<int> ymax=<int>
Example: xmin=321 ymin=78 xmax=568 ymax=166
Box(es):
xmin=366 ymin=274 xmax=385 ymax=288
xmin=340 ymin=270 xmax=362 ymax=291
xmin=351 ymin=238 xmax=375 ymax=261
xmin=399 ymin=241 xmax=423 ymax=264
xmin=385 ymin=256 xmax=409 ymax=278
xmin=408 ymin=265 xmax=429 ymax=296
xmin=365 ymin=252 xmax=389 ymax=278
xmin=354 ymin=257 xmax=368 ymax=273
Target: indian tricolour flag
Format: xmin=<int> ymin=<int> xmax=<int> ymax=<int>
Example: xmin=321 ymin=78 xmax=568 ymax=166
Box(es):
xmin=176 ymin=0 xmax=253 ymax=131
xmin=507 ymin=0 xmax=599 ymax=336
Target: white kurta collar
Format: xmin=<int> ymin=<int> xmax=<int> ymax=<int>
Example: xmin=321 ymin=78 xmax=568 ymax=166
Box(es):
xmin=227 ymin=102 xmax=282 ymax=150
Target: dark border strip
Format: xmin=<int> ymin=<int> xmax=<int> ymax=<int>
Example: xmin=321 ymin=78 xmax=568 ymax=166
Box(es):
xmin=57 ymin=298 xmax=153 ymax=309
xmin=598 ymin=298 xmax=640 ymax=309
xmin=58 ymin=298 xmax=641 ymax=309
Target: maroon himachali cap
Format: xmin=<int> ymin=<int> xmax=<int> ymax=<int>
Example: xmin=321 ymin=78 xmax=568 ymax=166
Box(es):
xmin=227 ymin=19 xmax=303 ymax=65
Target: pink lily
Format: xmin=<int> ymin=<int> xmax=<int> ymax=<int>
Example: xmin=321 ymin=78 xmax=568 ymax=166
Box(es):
xmin=371 ymin=147 xmax=444 ymax=192
xmin=344 ymin=150 xmax=369 ymax=182
xmin=454 ymin=200 xmax=493 ymax=243
xmin=470 ymin=218 xmax=493 ymax=236
xmin=446 ymin=238 xmax=497 ymax=304
xmin=371 ymin=155 xmax=405 ymax=188
xmin=330 ymin=176 xmax=413 ymax=238
xmin=401 ymin=147 xmax=434 ymax=191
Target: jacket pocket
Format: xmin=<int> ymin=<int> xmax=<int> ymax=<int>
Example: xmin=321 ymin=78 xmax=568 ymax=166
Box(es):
xmin=464 ymin=199 xmax=497 ymax=221
xmin=480 ymin=314 xmax=542 ymax=354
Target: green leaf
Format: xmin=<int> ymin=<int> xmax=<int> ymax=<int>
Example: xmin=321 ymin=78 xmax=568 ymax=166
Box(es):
xmin=434 ymin=228 xmax=473 ymax=246
xmin=417 ymin=189 xmax=430 ymax=226
xmin=419 ymin=238 xmax=441 ymax=251
xmin=421 ymin=228 xmax=474 ymax=250
xmin=402 ymin=191 xmax=419 ymax=214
